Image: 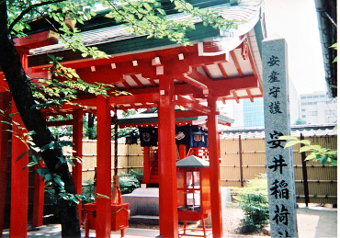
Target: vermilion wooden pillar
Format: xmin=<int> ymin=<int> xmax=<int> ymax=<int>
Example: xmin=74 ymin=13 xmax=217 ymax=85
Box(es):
xmin=179 ymin=144 xmax=187 ymax=159
xmin=158 ymin=75 xmax=178 ymax=238
xmin=0 ymin=92 xmax=10 ymax=237
xmin=72 ymin=109 xmax=83 ymax=226
xmin=96 ymin=96 xmax=111 ymax=238
xmin=143 ymin=147 xmax=150 ymax=184
xmin=10 ymin=101 xmax=29 ymax=238
xmin=207 ymin=96 xmax=223 ymax=238
xmin=32 ymin=162 xmax=44 ymax=227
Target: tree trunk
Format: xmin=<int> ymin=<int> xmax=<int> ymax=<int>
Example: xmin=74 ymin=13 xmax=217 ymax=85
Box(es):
xmin=0 ymin=2 xmax=80 ymax=237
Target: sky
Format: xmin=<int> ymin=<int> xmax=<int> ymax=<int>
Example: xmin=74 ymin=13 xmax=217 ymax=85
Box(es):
xmin=263 ymin=0 xmax=328 ymax=95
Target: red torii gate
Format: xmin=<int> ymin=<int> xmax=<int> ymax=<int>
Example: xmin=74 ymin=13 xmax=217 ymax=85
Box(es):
xmin=0 ymin=4 xmax=265 ymax=237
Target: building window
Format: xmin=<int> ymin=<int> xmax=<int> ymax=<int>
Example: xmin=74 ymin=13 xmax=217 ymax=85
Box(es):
xmin=313 ymin=95 xmax=319 ymax=98
xmin=320 ymin=95 xmax=325 ymax=98
xmin=325 ymin=110 xmax=336 ymax=115
xmin=301 ymin=108 xmax=305 ymax=112
xmin=301 ymin=96 xmax=306 ymax=99
xmin=302 ymin=103 xmax=307 ymax=105
xmin=307 ymin=96 xmax=312 ymax=99
xmin=308 ymin=102 xmax=313 ymax=105
xmin=308 ymin=111 xmax=318 ymax=116
xmin=302 ymin=115 xmax=306 ymax=118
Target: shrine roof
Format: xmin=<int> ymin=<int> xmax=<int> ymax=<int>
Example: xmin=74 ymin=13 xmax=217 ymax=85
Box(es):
xmin=1 ymin=0 xmax=267 ymax=117
xmin=29 ymin=0 xmax=265 ymax=58
xmin=220 ymin=123 xmax=337 ymax=139
xmin=117 ymin=112 xmax=234 ymax=128
xmin=176 ymin=155 xmax=209 ymax=167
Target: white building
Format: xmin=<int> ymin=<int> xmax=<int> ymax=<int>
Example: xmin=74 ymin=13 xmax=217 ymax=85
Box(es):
xmin=300 ymin=92 xmax=337 ymax=124
xmin=219 ymin=79 xmax=300 ymax=127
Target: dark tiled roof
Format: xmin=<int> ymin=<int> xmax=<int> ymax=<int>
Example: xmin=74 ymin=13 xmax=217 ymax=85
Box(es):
xmin=30 ymin=0 xmax=264 ymax=55
xmin=221 ymin=123 xmax=337 ymax=139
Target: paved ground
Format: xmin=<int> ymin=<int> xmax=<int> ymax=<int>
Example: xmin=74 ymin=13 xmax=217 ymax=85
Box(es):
xmin=296 ymin=205 xmax=337 ymax=238
xmin=2 ymin=205 xmax=337 ymax=237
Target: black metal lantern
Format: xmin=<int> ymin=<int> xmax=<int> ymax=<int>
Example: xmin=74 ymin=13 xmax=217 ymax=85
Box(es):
xmin=192 ymin=129 xmax=205 ymax=143
xmin=125 ymin=132 xmax=139 ymax=145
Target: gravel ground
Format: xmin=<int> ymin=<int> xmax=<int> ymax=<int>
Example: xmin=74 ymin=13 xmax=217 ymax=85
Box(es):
xmin=129 ymin=205 xmax=267 ymax=236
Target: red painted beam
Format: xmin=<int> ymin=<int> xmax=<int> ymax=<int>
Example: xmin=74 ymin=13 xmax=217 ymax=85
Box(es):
xmin=176 ymin=95 xmax=212 ymax=115
xmin=109 ymin=92 xmax=159 ymax=105
xmin=179 ymin=73 xmax=208 ymax=91
xmin=96 ymin=96 xmax=112 ymax=238
xmin=76 ymin=64 xmax=125 ymax=85
xmin=14 ymin=30 xmax=58 ymax=49
xmin=210 ymin=76 xmax=258 ymax=98
xmin=29 ymin=44 xmax=198 ymax=71
xmin=47 ymin=120 xmax=73 ymax=127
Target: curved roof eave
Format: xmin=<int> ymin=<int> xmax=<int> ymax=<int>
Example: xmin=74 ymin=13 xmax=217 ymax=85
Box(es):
xmin=29 ymin=0 xmax=265 ymax=57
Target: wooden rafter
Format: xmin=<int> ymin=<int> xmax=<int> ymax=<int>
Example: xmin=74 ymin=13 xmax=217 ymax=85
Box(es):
xmin=202 ymin=65 xmax=214 ymax=79
xmin=246 ymin=88 xmax=254 ymax=102
xmin=230 ymin=51 xmax=243 ymax=77
xmin=130 ymin=75 xmax=144 ymax=88
xmin=217 ymin=63 xmax=228 ymax=78
xmin=231 ymin=90 xmax=240 ymax=103
xmin=176 ymin=95 xmax=212 ymax=115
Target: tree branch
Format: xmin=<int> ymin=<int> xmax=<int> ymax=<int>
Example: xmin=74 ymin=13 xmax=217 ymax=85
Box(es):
xmin=9 ymin=0 xmax=67 ymax=33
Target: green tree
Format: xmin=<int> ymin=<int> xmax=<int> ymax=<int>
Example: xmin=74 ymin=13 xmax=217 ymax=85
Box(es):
xmin=295 ymin=117 xmax=306 ymax=125
xmin=0 ymin=1 xmax=238 ymax=237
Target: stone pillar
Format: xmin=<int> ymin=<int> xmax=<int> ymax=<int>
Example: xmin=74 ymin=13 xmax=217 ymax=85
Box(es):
xmin=262 ymin=34 xmax=298 ymax=237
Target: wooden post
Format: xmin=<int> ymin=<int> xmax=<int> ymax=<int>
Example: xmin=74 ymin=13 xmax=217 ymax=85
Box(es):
xmin=0 ymin=92 xmax=10 ymax=237
xmin=179 ymin=144 xmax=187 ymax=159
xmin=300 ymin=133 xmax=310 ymax=207
xmin=72 ymin=109 xmax=83 ymax=226
xmin=96 ymin=96 xmax=112 ymax=238
xmin=32 ymin=162 xmax=44 ymax=227
xmin=207 ymin=96 xmax=223 ymax=238
xmin=158 ymin=75 xmax=178 ymax=238
xmin=10 ymin=101 xmax=29 ymax=238
xmin=113 ymin=106 xmax=118 ymax=176
xmin=10 ymin=50 xmax=29 ymax=238
xmin=143 ymin=147 xmax=150 ymax=184
xmin=238 ymin=135 xmax=244 ymax=187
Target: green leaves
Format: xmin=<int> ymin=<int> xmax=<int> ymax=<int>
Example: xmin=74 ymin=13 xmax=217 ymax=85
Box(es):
xmin=279 ymin=135 xmax=337 ymax=166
